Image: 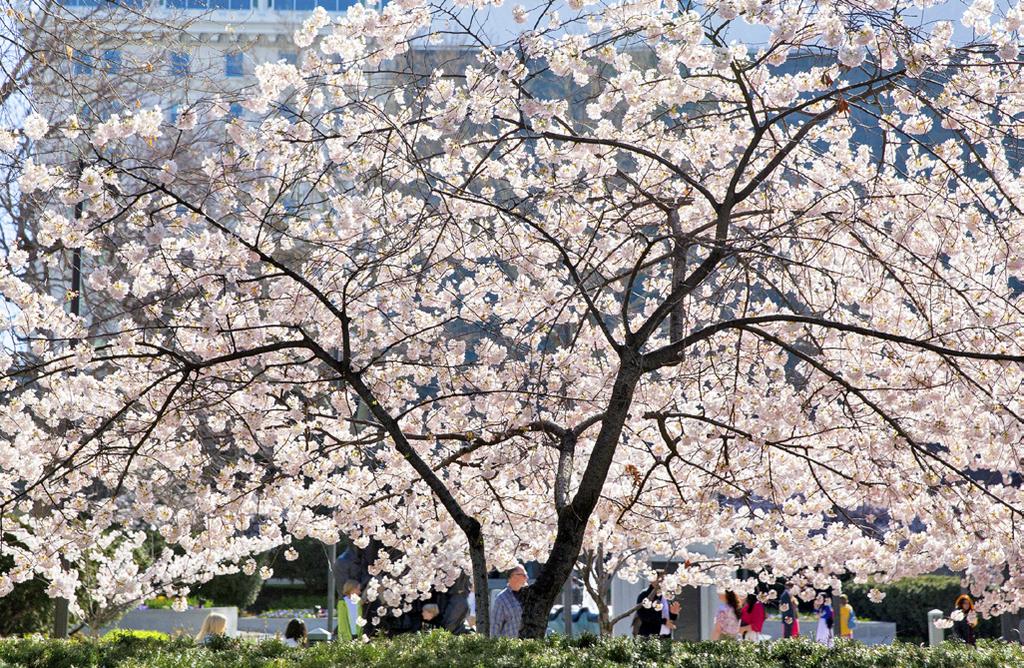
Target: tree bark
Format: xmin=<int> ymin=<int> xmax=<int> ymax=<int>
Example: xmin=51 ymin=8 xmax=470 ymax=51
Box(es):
xmin=467 ymin=522 xmax=491 ymax=637
xmin=668 ymin=208 xmax=688 ymax=343
xmin=309 ymin=344 xmax=493 ymax=636
xmin=518 ymin=360 xmax=642 ymax=638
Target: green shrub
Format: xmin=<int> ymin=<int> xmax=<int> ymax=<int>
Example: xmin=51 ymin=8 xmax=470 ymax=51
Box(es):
xmin=0 ymin=633 xmax=1021 ymax=668
xmin=101 ymin=629 xmax=170 ymax=642
xmin=264 ymin=538 xmax=333 ymax=594
xmin=142 ymin=596 xmax=208 ymax=610
xmin=249 ymin=588 xmax=324 ymax=614
xmin=844 ymin=576 xmax=1002 ymax=641
xmin=0 ymin=577 xmax=52 ymax=636
xmin=194 ymin=567 xmax=265 ymax=609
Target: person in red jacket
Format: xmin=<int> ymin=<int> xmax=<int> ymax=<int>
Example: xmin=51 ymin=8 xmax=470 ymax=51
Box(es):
xmin=739 ymin=594 xmax=767 ymax=641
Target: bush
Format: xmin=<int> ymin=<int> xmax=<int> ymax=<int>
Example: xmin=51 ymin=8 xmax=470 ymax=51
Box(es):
xmin=0 ymin=633 xmax=1021 ymax=667
xmin=0 ymin=576 xmax=52 ymax=636
xmin=265 ymin=538 xmax=333 ymax=594
xmin=193 ymin=568 xmax=265 ymax=610
xmin=101 ymin=630 xmax=170 ymax=642
xmin=845 ymin=576 xmax=1002 ymax=641
xmin=142 ymin=596 xmax=208 ymax=610
xmin=249 ymin=587 xmax=324 ymax=614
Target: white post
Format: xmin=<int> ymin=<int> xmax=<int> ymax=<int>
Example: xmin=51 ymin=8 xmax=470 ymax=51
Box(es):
xmin=700 ymin=585 xmax=717 ymax=640
xmin=927 ymin=609 xmax=944 ymax=647
xmin=562 ymin=576 xmax=573 ymax=637
xmin=327 ymin=542 xmax=337 ymax=637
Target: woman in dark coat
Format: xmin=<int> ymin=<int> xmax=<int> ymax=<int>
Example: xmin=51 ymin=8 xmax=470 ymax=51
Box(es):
xmin=952 ymin=594 xmax=977 ymax=646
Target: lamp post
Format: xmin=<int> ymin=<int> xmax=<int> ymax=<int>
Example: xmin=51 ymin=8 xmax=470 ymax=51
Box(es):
xmin=327 ymin=542 xmax=337 ymax=636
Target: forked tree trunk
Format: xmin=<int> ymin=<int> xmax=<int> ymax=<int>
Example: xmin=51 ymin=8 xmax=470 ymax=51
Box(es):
xmin=518 ymin=362 xmax=642 ymax=638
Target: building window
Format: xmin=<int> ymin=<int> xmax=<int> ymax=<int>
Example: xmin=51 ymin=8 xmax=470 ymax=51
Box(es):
xmin=166 ymin=0 xmax=253 ymax=8
xmin=65 ymin=0 xmax=145 ymax=6
xmin=273 ymin=0 xmax=357 ymax=10
xmin=225 ymin=53 xmax=244 ymax=78
xmin=101 ymin=49 xmax=122 ymax=74
xmin=73 ymin=50 xmax=93 ymax=76
xmin=170 ymin=52 xmax=190 ymax=78
xmin=229 ymin=103 xmax=243 ymax=119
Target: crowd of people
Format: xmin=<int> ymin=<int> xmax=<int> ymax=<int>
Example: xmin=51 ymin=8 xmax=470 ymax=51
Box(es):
xmin=632 ymin=575 xmax=861 ymax=645
xmin=193 ymin=567 xmax=986 ymax=647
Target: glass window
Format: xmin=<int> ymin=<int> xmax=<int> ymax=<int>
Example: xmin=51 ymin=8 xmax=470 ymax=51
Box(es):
xmin=102 ymin=50 xmax=122 ymax=74
xmin=229 ymin=103 xmax=243 ymax=119
xmin=166 ymin=0 xmax=252 ymax=7
xmin=65 ymin=0 xmax=146 ymax=6
xmin=273 ymin=0 xmax=358 ymax=11
xmin=225 ymin=53 xmax=244 ymax=77
xmin=73 ymin=50 xmax=93 ymax=76
xmin=170 ymin=52 xmax=190 ymax=78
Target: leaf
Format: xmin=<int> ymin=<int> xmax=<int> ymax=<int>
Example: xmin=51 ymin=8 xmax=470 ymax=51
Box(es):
xmin=837 ymin=97 xmax=850 ymax=114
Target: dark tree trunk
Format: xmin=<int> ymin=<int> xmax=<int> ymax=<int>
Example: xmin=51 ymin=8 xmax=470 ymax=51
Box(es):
xmin=329 ymin=362 xmax=491 ymax=638
xmin=518 ymin=361 xmax=642 ymax=638
xmin=668 ymin=208 xmax=688 ymax=343
xmin=468 ymin=524 xmax=491 ymax=637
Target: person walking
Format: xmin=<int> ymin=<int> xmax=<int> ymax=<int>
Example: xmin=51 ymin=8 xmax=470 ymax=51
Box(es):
xmin=490 ymin=564 xmax=528 ymax=638
xmin=814 ymin=595 xmax=834 ymax=647
xmin=336 ymin=579 xmax=363 ymax=641
xmin=711 ymin=590 xmax=742 ymax=640
xmin=952 ymin=594 xmax=978 ymax=646
xmin=779 ymin=582 xmax=799 ymax=639
xmin=837 ymin=594 xmax=855 ymax=640
xmin=739 ymin=593 xmax=767 ymax=641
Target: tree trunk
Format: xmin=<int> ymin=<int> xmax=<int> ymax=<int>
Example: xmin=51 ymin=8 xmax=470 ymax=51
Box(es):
xmin=518 ymin=361 xmax=642 ymax=638
xmin=468 ymin=525 xmax=491 ymax=637
xmin=668 ymin=208 xmax=688 ymax=343
xmin=596 ymin=577 xmax=613 ymax=636
xmin=332 ymin=362 xmax=491 ymax=637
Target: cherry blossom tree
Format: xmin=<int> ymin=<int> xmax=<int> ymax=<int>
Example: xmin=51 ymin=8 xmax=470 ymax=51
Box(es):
xmin=3 ymin=0 xmax=1024 ymax=639
xmin=0 ymin=1 xmax=289 ymax=631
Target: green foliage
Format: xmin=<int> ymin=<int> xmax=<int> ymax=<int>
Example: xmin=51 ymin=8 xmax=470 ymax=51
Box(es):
xmin=0 ymin=530 xmax=52 ymax=636
xmin=0 ymin=633 xmax=1021 ymax=668
xmin=194 ymin=564 xmax=265 ymax=610
xmin=101 ymin=630 xmax=170 ymax=642
xmin=0 ymin=576 xmax=52 ymax=636
xmin=0 ymin=528 xmax=169 ymax=637
xmin=845 ymin=576 xmax=1002 ymax=641
xmin=264 ymin=538 xmax=332 ymax=593
xmin=142 ymin=596 xmax=208 ymax=610
xmin=250 ymin=588 xmax=324 ymax=614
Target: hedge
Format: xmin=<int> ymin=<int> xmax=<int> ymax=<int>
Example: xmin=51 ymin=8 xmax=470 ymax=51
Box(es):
xmin=844 ymin=576 xmax=1001 ymax=641
xmin=1 ymin=632 xmax=1023 ymax=668
xmin=194 ymin=565 xmax=265 ymax=610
